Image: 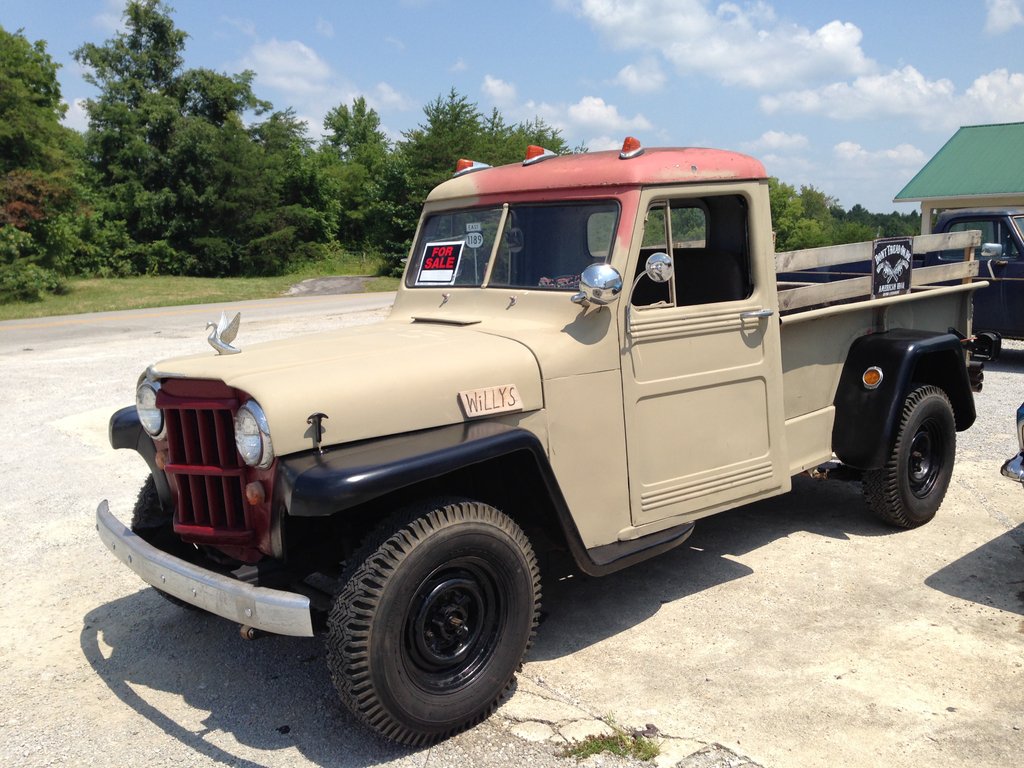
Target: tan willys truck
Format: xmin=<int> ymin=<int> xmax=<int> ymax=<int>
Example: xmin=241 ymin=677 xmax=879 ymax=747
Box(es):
xmin=97 ymin=138 xmax=995 ymax=745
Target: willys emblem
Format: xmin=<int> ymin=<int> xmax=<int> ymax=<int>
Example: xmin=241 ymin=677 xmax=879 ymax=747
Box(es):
xmin=206 ymin=311 xmax=241 ymax=355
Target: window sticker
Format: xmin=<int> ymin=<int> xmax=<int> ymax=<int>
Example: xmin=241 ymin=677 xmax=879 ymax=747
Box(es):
xmin=416 ymin=240 xmax=465 ymax=285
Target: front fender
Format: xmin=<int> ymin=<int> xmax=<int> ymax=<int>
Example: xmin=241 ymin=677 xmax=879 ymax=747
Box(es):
xmin=275 ymin=421 xmax=694 ymax=577
xmin=276 ymin=421 xmax=545 ymax=517
xmin=108 ymin=405 xmax=173 ymax=511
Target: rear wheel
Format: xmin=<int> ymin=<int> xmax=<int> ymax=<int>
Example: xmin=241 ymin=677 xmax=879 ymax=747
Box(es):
xmin=325 ymin=499 xmax=541 ymax=745
xmin=863 ymin=384 xmax=956 ymax=528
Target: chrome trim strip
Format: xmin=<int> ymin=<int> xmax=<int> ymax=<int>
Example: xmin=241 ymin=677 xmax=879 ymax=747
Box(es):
xmin=96 ymin=500 xmax=314 ymax=637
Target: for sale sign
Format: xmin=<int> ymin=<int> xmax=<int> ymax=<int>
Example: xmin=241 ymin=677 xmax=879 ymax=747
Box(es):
xmin=872 ymin=237 xmax=913 ymax=298
xmin=416 ymin=240 xmax=464 ymax=285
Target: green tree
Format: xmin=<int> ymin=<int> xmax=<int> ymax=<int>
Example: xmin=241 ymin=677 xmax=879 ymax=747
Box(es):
xmin=0 ymin=25 xmax=86 ymax=300
xmin=400 ymin=89 xmax=484 ymax=204
xmin=323 ymin=96 xmax=389 ymax=172
xmin=74 ymin=0 xmax=333 ymax=277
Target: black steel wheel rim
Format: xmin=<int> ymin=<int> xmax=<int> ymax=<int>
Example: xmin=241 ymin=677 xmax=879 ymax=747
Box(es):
xmin=404 ymin=559 xmax=503 ymax=691
xmin=908 ymin=418 xmax=944 ymax=498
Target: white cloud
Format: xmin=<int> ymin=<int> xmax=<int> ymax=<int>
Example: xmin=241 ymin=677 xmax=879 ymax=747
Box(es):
xmin=567 ymin=96 xmax=652 ymax=131
xmin=833 ymin=141 xmax=926 ymax=167
xmin=761 ymin=66 xmax=956 ymax=121
xmin=92 ymin=0 xmax=124 ymax=33
xmin=568 ymin=0 xmax=874 ymax=89
xmin=61 ymin=98 xmax=90 ymax=133
xmin=964 ymin=68 xmax=1024 ymax=117
xmin=451 ymin=58 xmax=468 ymax=73
xmin=614 ymin=59 xmax=667 ymax=93
xmin=742 ymin=130 xmax=809 ymax=153
xmin=242 ymin=39 xmax=333 ymax=95
xmin=222 ymin=16 xmax=257 ymax=38
xmin=315 ymin=18 xmax=335 ymax=38
xmin=371 ymin=82 xmax=414 ymax=111
xmin=584 ymin=136 xmax=623 ymax=152
xmin=482 ymin=75 xmax=518 ymax=107
xmin=761 ymin=65 xmax=1024 ymax=128
xmin=986 ymin=0 xmax=1024 ymax=34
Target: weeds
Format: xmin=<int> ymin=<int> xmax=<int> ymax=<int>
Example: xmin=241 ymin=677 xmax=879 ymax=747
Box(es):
xmin=559 ymin=720 xmax=660 ymax=762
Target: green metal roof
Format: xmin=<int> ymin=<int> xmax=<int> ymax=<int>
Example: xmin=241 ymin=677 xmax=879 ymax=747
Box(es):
xmin=895 ymin=122 xmax=1024 ymax=201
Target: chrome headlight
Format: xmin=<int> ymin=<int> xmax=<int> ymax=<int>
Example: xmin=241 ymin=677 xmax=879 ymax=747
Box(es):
xmin=135 ymin=380 xmax=164 ymax=438
xmin=234 ymin=400 xmax=274 ymax=469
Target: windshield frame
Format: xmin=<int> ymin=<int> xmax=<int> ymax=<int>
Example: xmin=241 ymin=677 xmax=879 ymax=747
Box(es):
xmin=404 ymin=199 xmax=621 ymax=291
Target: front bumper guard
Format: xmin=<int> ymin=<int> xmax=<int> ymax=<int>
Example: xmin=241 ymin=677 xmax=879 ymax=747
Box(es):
xmin=96 ymin=500 xmax=314 ymax=637
xmin=1001 ymin=453 xmax=1024 ymax=485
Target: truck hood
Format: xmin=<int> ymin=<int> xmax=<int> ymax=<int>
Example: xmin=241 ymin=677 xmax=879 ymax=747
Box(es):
xmin=151 ymin=319 xmax=543 ymax=455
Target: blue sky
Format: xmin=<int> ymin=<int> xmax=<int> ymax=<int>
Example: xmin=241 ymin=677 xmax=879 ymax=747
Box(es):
xmin=5 ymin=0 xmax=1024 ymax=212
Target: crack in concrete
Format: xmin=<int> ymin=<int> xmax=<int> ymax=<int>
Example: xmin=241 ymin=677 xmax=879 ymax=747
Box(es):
xmin=496 ymin=672 xmax=765 ymax=767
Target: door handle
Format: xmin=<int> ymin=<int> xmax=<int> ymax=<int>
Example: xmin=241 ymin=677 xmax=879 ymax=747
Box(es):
xmin=740 ymin=309 xmax=774 ymax=320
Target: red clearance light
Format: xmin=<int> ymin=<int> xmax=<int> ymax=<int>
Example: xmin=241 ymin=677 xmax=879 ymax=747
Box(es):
xmin=453 ymin=158 xmax=491 ymax=176
xmin=619 ymin=136 xmax=644 ymax=159
xmin=523 ymin=145 xmax=556 ymax=166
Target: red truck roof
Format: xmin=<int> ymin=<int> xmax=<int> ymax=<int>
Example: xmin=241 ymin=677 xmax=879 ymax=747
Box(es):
xmin=427 ymin=146 xmax=768 ymax=203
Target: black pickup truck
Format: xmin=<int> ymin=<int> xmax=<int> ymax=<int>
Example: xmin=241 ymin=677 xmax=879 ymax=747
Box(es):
xmin=925 ymin=208 xmax=1024 ymax=339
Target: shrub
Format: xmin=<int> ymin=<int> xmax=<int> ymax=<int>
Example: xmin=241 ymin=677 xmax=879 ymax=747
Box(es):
xmin=0 ymin=261 xmax=65 ymax=303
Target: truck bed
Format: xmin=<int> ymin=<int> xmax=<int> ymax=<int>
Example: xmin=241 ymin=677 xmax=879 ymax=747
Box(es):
xmin=773 ymin=230 xmax=982 ymax=474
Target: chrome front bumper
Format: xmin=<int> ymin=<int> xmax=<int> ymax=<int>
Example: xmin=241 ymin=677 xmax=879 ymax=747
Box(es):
xmin=1001 ymin=453 xmax=1024 ymax=484
xmin=96 ymin=501 xmax=314 ymax=637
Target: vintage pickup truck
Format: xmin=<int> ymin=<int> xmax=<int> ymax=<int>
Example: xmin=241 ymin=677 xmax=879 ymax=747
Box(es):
xmin=97 ymin=138 xmax=993 ymax=745
xmin=923 ymin=208 xmax=1024 ymax=339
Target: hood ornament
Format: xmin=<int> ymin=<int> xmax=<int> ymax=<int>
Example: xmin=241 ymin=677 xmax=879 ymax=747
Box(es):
xmin=207 ymin=311 xmax=241 ymax=355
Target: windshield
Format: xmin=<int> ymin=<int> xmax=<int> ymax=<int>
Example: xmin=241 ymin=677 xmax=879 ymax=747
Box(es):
xmin=407 ymin=201 xmax=619 ymax=290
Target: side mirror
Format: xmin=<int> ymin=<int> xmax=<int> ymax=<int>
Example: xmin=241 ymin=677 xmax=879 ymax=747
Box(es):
xmin=571 ymin=263 xmax=623 ymax=307
xmin=980 ymin=242 xmax=1004 ymax=259
xmin=644 ymin=252 xmax=673 ymax=283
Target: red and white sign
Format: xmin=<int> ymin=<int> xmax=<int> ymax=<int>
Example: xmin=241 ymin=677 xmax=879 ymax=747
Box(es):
xmin=416 ymin=240 xmax=464 ymax=285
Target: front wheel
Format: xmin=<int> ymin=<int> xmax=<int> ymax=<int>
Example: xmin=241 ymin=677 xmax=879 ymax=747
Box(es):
xmin=325 ymin=500 xmax=541 ymax=745
xmin=130 ymin=475 xmax=199 ymax=610
xmin=863 ymin=384 xmax=956 ymax=528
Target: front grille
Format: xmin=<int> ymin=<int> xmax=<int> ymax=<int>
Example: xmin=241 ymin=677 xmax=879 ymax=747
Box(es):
xmin=157 ymin=385 xmax=254 ymax=545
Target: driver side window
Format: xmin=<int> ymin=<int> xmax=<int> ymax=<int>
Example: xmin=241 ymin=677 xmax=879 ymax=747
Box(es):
xmin=632 ymin=196 xmax=752 ymax=308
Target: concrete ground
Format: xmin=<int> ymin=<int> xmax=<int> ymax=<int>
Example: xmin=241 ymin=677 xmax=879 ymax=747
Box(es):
xmin=0 ymin=290 xmax=1020 ymax=768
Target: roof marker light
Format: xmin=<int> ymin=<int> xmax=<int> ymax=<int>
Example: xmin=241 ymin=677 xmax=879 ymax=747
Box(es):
xmin=619 ymin=136 xmax=644 ymax=159
xmin=523 ymin=145 xmax=556 ymax=165
xmin=453 ymin=158 xmax=491 ymax=176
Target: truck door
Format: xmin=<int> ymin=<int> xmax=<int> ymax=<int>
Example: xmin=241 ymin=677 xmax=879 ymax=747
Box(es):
xmin=620 ymin=191 xmax=789 ymax=528
xmin=937 ymin=215 xmax=1024 ymax=337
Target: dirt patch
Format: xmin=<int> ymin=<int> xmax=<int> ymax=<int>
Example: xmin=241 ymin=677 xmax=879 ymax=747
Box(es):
xmin=285 ymin=276 xmax=373 ymax=296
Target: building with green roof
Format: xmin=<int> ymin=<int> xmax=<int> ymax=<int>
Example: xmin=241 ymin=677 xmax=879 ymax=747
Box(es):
xmin=895 ymin=122 xmax=1024 ymax=233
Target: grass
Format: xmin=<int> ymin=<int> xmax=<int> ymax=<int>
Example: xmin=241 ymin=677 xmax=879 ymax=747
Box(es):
xmin=559 ymin=722 xmax=661 ymax=762
xmin=0 ymin=250 xmax=400 ymax=321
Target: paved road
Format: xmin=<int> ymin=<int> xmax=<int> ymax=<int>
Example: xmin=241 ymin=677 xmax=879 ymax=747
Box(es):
xmin=0 ymin=294 xmax=1021 ymax=768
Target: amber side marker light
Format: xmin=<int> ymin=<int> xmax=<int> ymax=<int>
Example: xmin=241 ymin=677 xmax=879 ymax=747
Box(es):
xmin=245 ymin=481 xmax=266 ymax=506
xmin=862 ymin=367 xmax=884 ymax=389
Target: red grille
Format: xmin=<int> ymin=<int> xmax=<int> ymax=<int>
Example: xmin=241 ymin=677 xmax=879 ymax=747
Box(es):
xmin=157 ymin=383 xmax=255 ymax=547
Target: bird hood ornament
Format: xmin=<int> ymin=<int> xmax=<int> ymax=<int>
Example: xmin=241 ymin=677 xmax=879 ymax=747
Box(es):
xmin=207 ymin=311 xmax=241 ymax=355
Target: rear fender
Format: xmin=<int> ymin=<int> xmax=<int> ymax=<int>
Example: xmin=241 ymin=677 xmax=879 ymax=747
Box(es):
xmin=831 ymin=330 xmax=974 ymax=470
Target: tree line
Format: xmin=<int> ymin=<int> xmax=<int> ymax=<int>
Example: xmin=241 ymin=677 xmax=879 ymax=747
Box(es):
xmin=0 ymin=0 xmax=918 ymax=304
